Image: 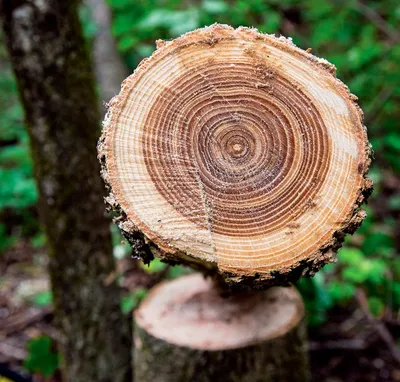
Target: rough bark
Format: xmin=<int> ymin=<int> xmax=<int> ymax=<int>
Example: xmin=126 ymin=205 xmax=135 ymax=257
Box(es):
xmin=135 ymin=325 xmax=308 ymax=382
xmin=134 ymin=274 xmax=309 ymax=382
xmin=0 ymin=1 xmax=131 ymax=381
xmin=98 ymin=24 xmax=372 ymax=290
xmin=86 ymin=0 xmax=129 ymax=112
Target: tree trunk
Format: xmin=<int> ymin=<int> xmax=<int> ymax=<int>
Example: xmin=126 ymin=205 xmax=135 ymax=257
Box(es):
xmin=98 ymin=24 xmax=372 ymax=290
xmin=0 ymin=2 xmax=131 ymax=381
xmin=86 ymin=0 xmax=129 ymax=112
xmin=134 ymin=273 xmax=309 ymax=382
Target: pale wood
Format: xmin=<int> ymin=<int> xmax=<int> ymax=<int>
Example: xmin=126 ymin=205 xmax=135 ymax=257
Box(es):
xmin=133 ymin=273 xmax=308 ymax=381
xmin=98 ymin=24 xmax=372 ymax=288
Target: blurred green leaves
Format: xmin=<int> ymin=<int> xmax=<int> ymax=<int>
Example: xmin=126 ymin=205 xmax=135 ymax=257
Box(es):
xmin=0 ymin=167 xmax=37 ymax=210
xmin=361 ymin=232 xmax=394 ymax=257
xmin=202 ymin=1 xmax=229 ymax=15
xmin=24 ymin=336 xmax=59 ymax=377
xmin=138 ymin=8 xmax=200 ymax=36
xmin=0 ymin=45 xmax=39 ymax=254
xmin=342 ymin=253 xmax=386 ymax=285
xmin=121 ymin=288 xmax=148 ymax=313
xmin=107 ymin=0 xmax=400 ymax=174
xmin=0 ymin=1 xmax=399 ymax=330
xmin=0 ymin=223 xmax=16 ymax=252
xmin=140 ymin=257 xmax=166 ymax=273
xmin=106 ymin=0 xmax=400 ymax=326
xmin=108 ymin=0 xmax=282 ymax=61
xmin=299 ymin=239 xmax=399 ymax=324
xmin=298 ymin=273 xmax=334 ymax=326
xmin=32 ymin=290 xmax=53 ymax=307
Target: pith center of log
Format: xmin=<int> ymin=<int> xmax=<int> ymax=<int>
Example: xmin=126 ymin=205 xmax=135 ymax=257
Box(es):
xmin=98 ymin=24 xmax=372 ymax=288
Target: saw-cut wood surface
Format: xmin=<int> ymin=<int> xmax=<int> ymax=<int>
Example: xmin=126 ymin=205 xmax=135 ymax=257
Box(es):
xmin=135 ymin=273 xmax=305 ymax=350
xmin=134 ymin=273 xmax=308 ymax=382
xmin=98 ymin=24 xmax=372 ymax=287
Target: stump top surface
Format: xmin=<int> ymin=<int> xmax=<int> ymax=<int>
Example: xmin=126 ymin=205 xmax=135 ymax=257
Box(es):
xmin=99 ymin=24 xmax=371 ymax=285
xmin=134 ymin=273 xmax=304 ymax=350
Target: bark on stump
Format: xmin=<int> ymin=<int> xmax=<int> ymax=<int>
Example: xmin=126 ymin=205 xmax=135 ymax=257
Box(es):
xmin=98 ymin=24 xmax=372 ymax=290
xmin=134 ymin=273 xmax=308 ymax=382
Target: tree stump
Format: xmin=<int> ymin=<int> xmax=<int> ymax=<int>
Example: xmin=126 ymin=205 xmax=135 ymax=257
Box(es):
xmin=134 ymin=273 xmax=308 ymax=382
xmin=98 ymin=23 xmax=372 ymax=289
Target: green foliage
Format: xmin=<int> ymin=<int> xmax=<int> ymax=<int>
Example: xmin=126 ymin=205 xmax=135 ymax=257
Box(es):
xmin=107 ymin=0 xmax=400 ymax=327
xmin=141 ymin=257 xmax=192 ymax=278
xmin=121 ymin=288 xmax=148 ymax=313
xmin=298 ymin=273 xmax=334 ymax=326
xmin=0 ymin=223 xmax=16 ymax=252
xmin=111 ymin=224 xmax=132 ymax=259
xmin=108 ymin=0 xmax=284 ymax=67
xmin=32 ymin=290 xmax=53 ymax=307
xmin=30 ymin=232 xmax=46 ymax=248
xmin=0 ymin=1 xmax=399 ymax=331
xmin=167 ymin=264 xmax=192 ymax=280
xmin=109 ymin=0 xmax=400 ymax=173
xmin=141 ymin=257 xmax=166 ymax=273
xmin=24 ymin=336 xmax=59 ymax=377
xmin=299 ymin=212 xmax=400 ymax=324
xmin=0 ymin=34 xmax=40 ymax=254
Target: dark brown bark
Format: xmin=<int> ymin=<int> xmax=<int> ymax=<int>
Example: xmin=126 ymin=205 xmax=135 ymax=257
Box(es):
xmin=134 ymin=323 xmax=308 ymax=382
xmin=0 ymin=1 xmax=131 ymax=381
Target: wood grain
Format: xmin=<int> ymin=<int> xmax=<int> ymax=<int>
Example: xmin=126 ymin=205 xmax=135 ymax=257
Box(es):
xmin=133 ymin=274 xmax=308 ymax=382
xmin=98 ymin=24 xmax=372 ymax=288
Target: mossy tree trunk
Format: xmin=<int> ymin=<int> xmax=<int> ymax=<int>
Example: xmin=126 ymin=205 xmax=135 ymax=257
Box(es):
xmin=0 ymin=1 xmax=131 ymax=381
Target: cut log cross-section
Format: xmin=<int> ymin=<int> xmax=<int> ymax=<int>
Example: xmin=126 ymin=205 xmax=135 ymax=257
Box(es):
xmin=98 ymin=24 xmax=372 ymax=288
